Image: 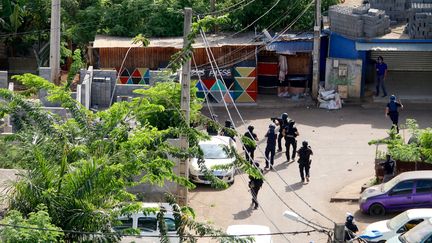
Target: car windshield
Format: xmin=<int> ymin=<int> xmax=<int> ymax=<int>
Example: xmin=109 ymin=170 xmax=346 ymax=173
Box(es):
xmin=200 ymin=144 xmax=229 ymax=159
xmin=387 ymin=212 xmax=409 ymax=230
xmin=383 ymin=177 xmax=400 ymax=192
xmin=402 ymin=222 xmax=431 ymax=242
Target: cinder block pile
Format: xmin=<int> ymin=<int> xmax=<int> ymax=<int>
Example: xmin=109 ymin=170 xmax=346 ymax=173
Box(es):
xmin=407 ymin=3 xmax=432 ymax=38
xmin=370 ymin=0 xmax=407 ymax=22
xmin=329 ymin=5 xmax=391 ymax=38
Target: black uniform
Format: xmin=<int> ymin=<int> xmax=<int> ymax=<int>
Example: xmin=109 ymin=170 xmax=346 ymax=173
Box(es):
xmin=387 ymin=101 xmax=402 ymax=133
xmin=297 ymin=145 xmax=313 ymax=182
xmin=265 ymin=128 xmax=277 ymax=168
xmin=244 ymin=130 xmax=258 ymax=162
xmin=249 ymin=168 xmax=264 ymax=209
xmin=380 ymin=155 xmax=395 ymax=182
xmin=344 ymin=216 xmax=359 ymax=241
xmin=277 ymin=118 xmax=289 ymax=151
xmin=284 ymin=121 xmax=298 ymax=161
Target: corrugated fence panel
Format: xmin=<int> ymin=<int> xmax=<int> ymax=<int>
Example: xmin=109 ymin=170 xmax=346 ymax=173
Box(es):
xmin=371 ymin=51 xmax=432 ymax=71
xmin=98 ymin=46 xmax=258 ymax=70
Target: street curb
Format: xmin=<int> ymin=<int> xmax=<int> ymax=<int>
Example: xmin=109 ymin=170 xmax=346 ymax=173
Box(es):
xmin=330 ymin=198 xmax=359 ymax=203
xmin=330 ymin=176 xmax=374 ymax=203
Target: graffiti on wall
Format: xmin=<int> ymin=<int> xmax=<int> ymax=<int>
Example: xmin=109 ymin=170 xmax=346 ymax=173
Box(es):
xmin=195 ymin=66 xmax=257 ymax=103
xmin=116 ymin=67 xmax=150 ymax=85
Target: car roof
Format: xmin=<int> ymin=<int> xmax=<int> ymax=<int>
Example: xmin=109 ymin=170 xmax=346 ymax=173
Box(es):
xmin=118 ymin=202 xmax=175 ymax=218
xmin=394 ymin=171 xmax=432 ymax=181
xmin=405 ymin=209 xmax=432 ymax=219
xmin=199 ymin=136 xmax=232 ymax=146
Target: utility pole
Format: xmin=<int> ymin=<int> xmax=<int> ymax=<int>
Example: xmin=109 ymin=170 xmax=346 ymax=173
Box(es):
xmin=178 ymin=7 xmax=192 ymax=206
xmin=311 ymin=0 xmax=321 ymax=99
xmin=333 ymin=223 xmax=345 ymax=243
xmin=49 ymin=0 xmax=61 ymax=83
xmin=210 ymin=0 xmax=216 ymax=14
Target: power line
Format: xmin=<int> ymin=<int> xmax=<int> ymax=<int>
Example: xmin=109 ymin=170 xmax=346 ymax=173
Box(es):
xmin=198 ymin=25 xmax=332 ymax=233
xmin=195 ymin=0 xmax=259 ymax=17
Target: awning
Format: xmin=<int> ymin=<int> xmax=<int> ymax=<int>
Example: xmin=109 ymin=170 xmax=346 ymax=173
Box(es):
xmin=356 ymin=42 xmax=432 ymax=51
xmin=266 ymin=41 xmax=313 ymax=54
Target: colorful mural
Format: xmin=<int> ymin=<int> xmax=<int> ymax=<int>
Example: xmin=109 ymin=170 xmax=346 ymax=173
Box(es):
xmin=115 ymin=67 xmax=150 ymax=85
xmin=195 ymin=66 xmax=257 ymax=103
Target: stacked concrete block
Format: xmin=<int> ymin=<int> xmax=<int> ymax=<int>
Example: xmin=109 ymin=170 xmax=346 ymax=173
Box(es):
xmin=329 ymin=5 xmax=391 ymax=38
xmin=407 ymin=4 xmax=432 ymax=38
xmin=329 ymin=5 xmax=365 ymax=38
xmin=370 ymin=0 xmax=407 ymax=22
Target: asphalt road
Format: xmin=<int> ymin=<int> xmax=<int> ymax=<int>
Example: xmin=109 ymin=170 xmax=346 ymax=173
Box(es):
xmin=189 ymin=104 xmax=432 ymax=243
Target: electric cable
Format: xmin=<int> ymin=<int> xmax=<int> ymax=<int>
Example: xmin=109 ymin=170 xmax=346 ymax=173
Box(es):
xmin=195 ymin=0 xmax=259 ymax=17
xmin=199 ymin=26 xmax=332 ymax=232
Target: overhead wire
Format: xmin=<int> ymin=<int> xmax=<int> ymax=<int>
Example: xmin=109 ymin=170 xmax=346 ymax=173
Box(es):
xmin=197 ymin=1 xmax=336 ymax=229
xmin=198 ymin=25 xmax=332 ymax=233
xmin=195 ymin=0 xmax=259 ymax=17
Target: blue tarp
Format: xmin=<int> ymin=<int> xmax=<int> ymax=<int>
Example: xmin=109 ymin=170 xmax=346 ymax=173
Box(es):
xmin=266 ymin=41 xmax=313 ymax=54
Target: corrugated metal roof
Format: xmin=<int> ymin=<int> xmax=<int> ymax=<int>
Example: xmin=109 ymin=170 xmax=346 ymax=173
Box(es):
xmin=93 ymin=33 xmax=263 ymax=48
xmin=356 ymin=42 xmax=432 ymax=51
xmin=266 ymin=41 xmax=313 ymax=54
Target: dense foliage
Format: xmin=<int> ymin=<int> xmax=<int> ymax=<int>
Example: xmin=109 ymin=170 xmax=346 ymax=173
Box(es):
xmin=0 ymin=74 xmax=259 ymax=242
xmin=369 ymin=119 xmax=432 ymax=163
xmin=1 ymin=0 xmax=339 ymax=56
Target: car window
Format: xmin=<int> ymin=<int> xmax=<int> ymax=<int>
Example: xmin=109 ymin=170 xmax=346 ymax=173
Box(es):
xmin=138 ymin=217 xmax=157 ymax=232
xmin=200 ymin=144 xmax=229 ymax=159
xmin=397 ymin=219 xmax=424 ymax=233
xmin=114 ymin=218 xmax=133 ymax=231
xmin=416 ymin=180 xmax=432 ymax=194
xmin=424 ymin=234 xmax=432 ymax=243
xmin=165 ymin=218 xmax=177 ymax=232
xmin=390 ymin=181 xmax=414 ymax=196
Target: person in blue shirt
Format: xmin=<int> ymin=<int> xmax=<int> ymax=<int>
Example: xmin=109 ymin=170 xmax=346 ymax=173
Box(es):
xmin=386 ymin=95 xmax=403 ymax=133
xmin=264 ymin=124 xmax=277 ymax=169
xmin=375 ymin=56 xmax=388 ymax=97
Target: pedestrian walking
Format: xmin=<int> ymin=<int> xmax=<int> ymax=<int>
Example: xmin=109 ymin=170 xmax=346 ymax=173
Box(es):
xmin=386 ymin=95 xmax=403 ymax=133
xmin=284 ymin=120 xmax=299 ymax=161
xmin=297 ymin=141 xmax=313 ymax=183
xmin=375 ymin=56 xmax=388 ymax=97
xmin=248 ymin=162 xmax=264 ymax=210
xmin=244 ymin=125 xmax=258 ymax=162
xmin=271 ymin=113 xmax=289 ymax=152
xmin=264 ymin=124 xmax=277 ymax=169
xmin=380 ymin=154 xmax=396 ymax=182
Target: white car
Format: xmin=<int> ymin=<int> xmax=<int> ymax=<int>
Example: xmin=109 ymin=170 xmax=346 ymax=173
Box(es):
xmin=386 ymin=217 xmax=432 ymax=243
xmin=115 ymin=202 xmax=179 ymax=243
xmin=226 ymin=224 xmax=273 ymax=243
xmin=189 ymin=136 xmax=236 ymax=184
xmin=361 ymin=209 xmax=432 ymax=242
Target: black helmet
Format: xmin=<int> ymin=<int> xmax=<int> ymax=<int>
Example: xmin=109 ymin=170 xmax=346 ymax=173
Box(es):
xmin=289 ymin=119 xmax=296 ymax=125
xmin=225 ymin=120 xmax=232 ymax=127
xmin=281 ymin=113 xmax=288 ymax=120
xmin=346 ymin=213 xmax=354 ymax=222
xmin=269 ymin=124 xmax=276 ymax=129
xmin=248 ymin=125 xmax=254 ymax=132
xmin=302 ymin=141 xmax=308 ymax=147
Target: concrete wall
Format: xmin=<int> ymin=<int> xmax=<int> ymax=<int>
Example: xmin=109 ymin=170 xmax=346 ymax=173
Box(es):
xmin=325 ymin=57 xmax=363 ymax=98
xmin=0 ymin=71 xmax=7 ymax=89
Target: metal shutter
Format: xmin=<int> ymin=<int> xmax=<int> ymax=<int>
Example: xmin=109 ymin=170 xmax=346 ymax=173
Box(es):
xmin=371 ymin=51 xmax=432 ymax=71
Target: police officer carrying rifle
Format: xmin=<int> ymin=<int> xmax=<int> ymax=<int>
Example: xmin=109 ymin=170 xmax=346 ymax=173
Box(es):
xmin=271 ymin=113 xmax=289 ymax=152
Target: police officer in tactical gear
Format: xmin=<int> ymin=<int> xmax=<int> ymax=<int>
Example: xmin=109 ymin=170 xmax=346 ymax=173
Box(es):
xmin=244 ymin=125 xmax=258 ymax=162
xmin=264 ymin=124 xmax=277 ymax=169
xmin=284 ymin=120 xmax=299 ymax=161
xmin=271 ymin=113 xmax=289 ymax=152
xmin=248 ymin=162 xmax=264 ymax=210
xmin=344 ymin=213 xmax=359 ymax=241
xmin=297 ymin=141 xmax=313 ymax=183
xmin=223 ymin=120 xmax=235 ymax=140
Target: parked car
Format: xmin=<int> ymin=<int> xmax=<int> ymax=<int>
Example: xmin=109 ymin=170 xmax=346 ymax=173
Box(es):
xmin=115 ymin=202 xmax=179 ymax=243
xmin=225 ymin=224 xmax=273 ymax=243
xmin=360 ymin=171 xmax=432 ymax=216
xmin=360 ymin=208 xmax=432 ymax=242
xmin=385 ymin=217 xmax=432 ymax=243
xmin=189 ymin=136 xmax=236 ymax=184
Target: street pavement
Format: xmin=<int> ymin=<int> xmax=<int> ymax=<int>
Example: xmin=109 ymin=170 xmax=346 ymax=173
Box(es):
xmin=189 ymin=103 xmax=432 ymax=242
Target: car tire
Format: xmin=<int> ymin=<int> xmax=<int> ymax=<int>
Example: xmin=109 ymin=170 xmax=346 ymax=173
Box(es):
xmin=369 ymin=203 xmax=385 ymax=216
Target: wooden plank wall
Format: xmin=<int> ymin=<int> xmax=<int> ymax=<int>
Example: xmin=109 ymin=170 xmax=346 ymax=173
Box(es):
xmin=287 ymin=53 xmax=311 ymax=75
xmin=98 ymin=46 xmax=257 ymax=69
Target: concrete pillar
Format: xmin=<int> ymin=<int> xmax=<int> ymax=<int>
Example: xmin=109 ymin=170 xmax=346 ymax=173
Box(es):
xmin=0 ymin=71 xmax=7 ymax=89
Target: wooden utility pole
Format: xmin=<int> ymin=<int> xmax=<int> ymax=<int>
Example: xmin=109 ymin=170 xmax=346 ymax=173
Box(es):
xmin=49 ymin=0 xmax=61 ymax=83
xmin=178 ymin=7 xmax=192 ymax=206
xmin=311 ymin=0 xmax=321 ymax=99
xmin=210 ymin=0 xmax=216 ymax=14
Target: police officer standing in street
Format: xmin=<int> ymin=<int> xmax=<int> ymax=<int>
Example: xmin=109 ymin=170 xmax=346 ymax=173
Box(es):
xmin=285 ymin=120 xmax=299 ymax=162
xmin=248 ymin=162 xmax=264 ymax=210
xmin=244 ymin=125 xmax=258 ymax=162
xmin=264 ymin=124 xmax=277 ymax=169
xmin=271 ymin=113 xmax=289 ymax=152
xmin=297 ymin=141 xmax=313 ymax=183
